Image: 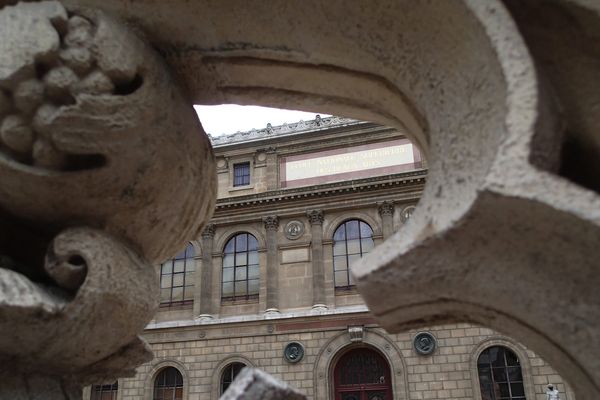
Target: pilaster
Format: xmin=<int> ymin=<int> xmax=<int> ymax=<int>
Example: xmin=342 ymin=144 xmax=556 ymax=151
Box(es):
xmin=196 ymin=223 xmax=216 ymax=319
xmin=307 ymin=209 xmax=327 ymax=310
xmin=263 ymin=215 xmax=280 ymax=314
xmin=378 ymin=201 xmax=395 ymax=239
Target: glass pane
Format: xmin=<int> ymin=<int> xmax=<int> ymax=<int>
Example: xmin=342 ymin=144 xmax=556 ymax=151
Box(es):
xmin=492 ymin=367 xmax=507 ymax=382
xmin=345 ymin=220 xmax=360 ymax=239
xmin=367 ymin=391 xmax=386 ymax=400
xmin=222 ymin=282 xmax=234 ymax=297
xmin=489 ymin=347 xmax=503 ymax=367
xmin=171 ymin=287 xmax=183 ymax=301
xmin=186 ymin=259 xmax=195 ymax=272
xmin=161 ymin=262 xmax=172 ymax=274
xmin=173 ymin=259 xmax=185 ymax=273
xmin=160 ymin=274 xmax=172 ymax=289
xmin=235 ymin=252 xmax=247 ymax=266
xmin=361 ymin=238 xmax=375 ymax=253
xmin=175 ymin=387 xmax=183 ymax=400
xmin=248 ymin=265 xmax=259 ymax=279
xmin=335 ymin=270 xmax=349 ymax=287
xmin=498 ymin=383 xmax=510 ymax=397
xmin=247 ymin=235 xmax=258 ymax=250
xmin=248 ymin=251 xmax=259 ymax=265
xmin=224 ymin=239 xmax=235 ymax=254
xmin=183 ymin=286 xmax=194 ymax=301
xmin=185 ymin=270 xmax=194 ymax=283
xmin=162 ymin=388 xmax=174 ymax=400
xmin=173 ymin=249 xmax=186 ymax=260
xmin=154 ymin=388 xmax=164 ymax=400
xmin=342 ymin=393 xmax=360 ymax=400
xmin=235 ymin=266 xmax=247 ymax=280
xmin=478 ymin=352 xmax=490 ymax=365
xmin=235 ymin=281 xmax=247 ymax=296
xmin=248 ymin=279 xmax=259 ymax=294
xmin=185 ymin=244 xmax=195 ymax=258
xmin=172 ymin=273 xmax=184 ymax=287
xmin=333 ymin=241 xmax=346 ymax=256
xmin=348 ymin=254 xmax=361 ymax=268
xmin=511 ymin=382 xmax=525 ymax=396
xmin=360 ymin=221 xmax=373 ymax=238
xmin=348 ymin=270 xmax=355 ymax=285
xmin=333 ymin=256 xmax=348 ymax=271
xmin=166 ymin=368 xmax=177 ymax=385
xmin=346 ymin=239 xmax=361 ymax=254
xmin=236 ymin=234 xmax=247 ymax=251
xmin=160 ymin=288 xmax=171 ymax=302
xmin=223 ymin=267 xmax=234 ymax=282
xmin=505 ymin=349 xmax=520 ymax=366
xmin=507 ymin=366 xmax=523 ymax=381
xmin=333 ymin=226 xmax=345 ymax=241
xmin=223 ymin=254 xmax=235 ymax=268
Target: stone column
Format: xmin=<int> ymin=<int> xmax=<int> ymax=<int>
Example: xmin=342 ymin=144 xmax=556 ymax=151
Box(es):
xmin=378 ymin=201 xmax=395 ymax=239
xmin=262 ymin=215 xmax=280 ymax=313
xmin=307 ymin=209 xmax=327 ymax=310
xmin=195 ymin=223 xmax=216 ymax=319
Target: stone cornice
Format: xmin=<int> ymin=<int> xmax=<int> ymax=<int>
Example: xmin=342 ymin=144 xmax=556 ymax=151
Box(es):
xmin=209 ymin=115 xmax=363 ymax=147
xmin=215 ymin=169 xmax=427 ymax=211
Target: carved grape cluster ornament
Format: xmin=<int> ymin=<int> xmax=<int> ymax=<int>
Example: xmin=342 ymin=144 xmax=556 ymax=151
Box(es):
xmin=0 ymin=0 xmax=216 ymax=396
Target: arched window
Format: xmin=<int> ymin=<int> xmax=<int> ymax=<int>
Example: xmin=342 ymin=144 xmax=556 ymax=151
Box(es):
xmin=90 ymin=381 xmax=118 ymax=400
xmin=477 ymin=346 xmax=526 ymax=400
xmin=222 ymin=233 xmax=259 ymax=301
xmin=153 ymin=367 xmax=184 ymax=400
xmin=333 ymin=220 xmax=374 ymax=289
xmin=160 ymin=243 xmax=195 ymax=306
xmin=220 ymin=362 xmax=246 ymax=395
xmin=333 ymin=347 xmax=392 ymax=400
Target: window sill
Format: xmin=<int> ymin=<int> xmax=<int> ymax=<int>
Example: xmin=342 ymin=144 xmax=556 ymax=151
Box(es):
xmin=228 ymin=184 xmax=254 ymax=192
xmin=159 ymin=300 xmax=193 ymax=309
xmin=335 ymin=286 xmax=359 ymax=295
xmin=221 ymin=295 xmax=259 ymax=305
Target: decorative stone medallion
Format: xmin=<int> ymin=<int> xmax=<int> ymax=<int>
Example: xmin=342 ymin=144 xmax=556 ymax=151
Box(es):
xmin=400 ymin=205 xmax=416 ymax=223
xmin=413 ymin=332 xmax=437 ymax=355
xmin=284 ymin=342 xmax=305 ymax=363
xmin=285 ymin=220 xmax=305 ymax=240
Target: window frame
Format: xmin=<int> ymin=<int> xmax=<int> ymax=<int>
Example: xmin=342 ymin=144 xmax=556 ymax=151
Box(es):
xmin=332 ymin=219 xmax=375 ymax=291
xmin=153 ymin=367 xmax=184 ymax=400
xmin=477 ymin=346 xmax=527 ymax=400
xmin=159 ymin=243 xmax=196 ymax=307
xmin=90 ymin=381 xmax=118 ymax=400
xmin=220 ymin=362 xmax=246 ymax=395
xmin=233 ymin=162 xmax=251 ymax=187
xmin=221 ymin=233 xmax=260 ymax=302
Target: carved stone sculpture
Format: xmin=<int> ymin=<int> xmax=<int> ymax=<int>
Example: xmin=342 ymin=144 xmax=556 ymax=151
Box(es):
xmin=546 ymin=384 xmax=560 ymax=400
xmin=0 ymin=1 xmax=215 ymax=398
xmin=220 ymin=368 xmax=305 ymax=400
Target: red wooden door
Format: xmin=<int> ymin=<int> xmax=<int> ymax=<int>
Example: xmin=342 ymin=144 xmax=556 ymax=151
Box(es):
xmin=334 ymin=348 xmax=393 ymax=400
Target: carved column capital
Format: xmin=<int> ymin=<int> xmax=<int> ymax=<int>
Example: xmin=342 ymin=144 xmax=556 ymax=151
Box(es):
xmin=201 ymin=223 xmax=216 ymax=239
xmin=306 ymin=209 xmax=324 ymax=225
xmin=263 ymin=215 xmax=279 ymax=231
xmin=378 ymin=201 xmax=395 ymax=217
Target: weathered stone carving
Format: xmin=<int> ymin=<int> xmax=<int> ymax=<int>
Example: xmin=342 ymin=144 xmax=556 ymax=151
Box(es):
xmin=0 ymin=1 xmax=215 ymax=398
xmin=220 ymin=368 xmax=305 ymax=400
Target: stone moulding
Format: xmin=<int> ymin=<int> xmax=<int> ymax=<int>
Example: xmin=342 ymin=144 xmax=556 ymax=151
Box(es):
xmin=0 ymin=1 xmax=215 ymax=398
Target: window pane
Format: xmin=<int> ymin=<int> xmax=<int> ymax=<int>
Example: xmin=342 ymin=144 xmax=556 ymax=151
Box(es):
xmin=346 ymin=239 xmax=361 ymax=254
xmin=172 ymin=273 xmax=184 ymax=287
xmin=361 ymin=238 xmax=375 ymax=253
xmin=160 ymin=274 xmax=172 ymax=289
xmin=348 ymin=270 xmax=356 ymax=285
xmin=224 ymin=239 xmax=235 ymax=254
xmin=348 ymin=254 xmax=361 ymax=268
xmin=333 ymin=241 xmax=346 ymax=256
xmin=335 ymin=270 xmax=349 ymax=287
xmin=236 ymin=234 xmax=247 ymax=251
xmin=186 ymin=259 xmax=195 ymax=272
xmin=489 ymin=347 xmax=503 ymax=367
xmin=359 ymin=221 xmax=373 ymax=238
xmin=247 ymin=235 xmax=258 ymax=250
xmin=161 ymin=262 xmax=172 ymax=274
xmin=173 ymin=259 xmax=185 ymax=273
xmin=235 ymin=252 xmax=247 ymax=266
xmin=345 ymin=220 xmax=360 ymax=239
xmin=511 ymin=383 xmax=525 ymax=396
xmin=235 ymin=266 xmax=247 ymax=280
xmin=185 ymin=244 xmax=195 ymax=258
xmin=223 ymin=267 xmax=234 ymax=282
xmin=248 ymin=279 xmax=259 ymax=294
xmin=248 ymin=251 xmax=259 ymax=265
xmin=505 ymin=349 xmax=520 ymax=366
xmin=507 ymin=366 xmax=523 ymax=381
xmin=333 ymin=256 xmax=348 ymax=271
xmin=333 ymin=226 xmax=346 ymax=241
xmin=223 ymin=254 xmax=235 ymax=268
xmin=160 ymin=288 xmax=171 ymax=302
xmin=175 ymin=387 xmax=183 ymax=400
xmin=173 ymin=249 xmax=186 ymax=260
xmin=248 ymin=265 xmax=259 ymax=279
xmin=492 ymin=367 xmax=507 ymax=382
xmin=171 ymin=287 xmax=183 ymax=301
xmin=498 ymin=383 xmax=510 ymax=397
xmin=222 ymin=282 xmax=234 ymax=297
xmin=235 ymin=281 xmax=247 ymax=296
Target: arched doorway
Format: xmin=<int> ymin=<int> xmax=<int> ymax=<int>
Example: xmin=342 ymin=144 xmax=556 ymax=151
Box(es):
xmin=333 ymin=347 xmax=393 ymax=400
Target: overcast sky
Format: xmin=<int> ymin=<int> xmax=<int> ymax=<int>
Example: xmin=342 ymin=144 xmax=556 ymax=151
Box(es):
xmin=194 ymin=104 xmax=330 ymax=136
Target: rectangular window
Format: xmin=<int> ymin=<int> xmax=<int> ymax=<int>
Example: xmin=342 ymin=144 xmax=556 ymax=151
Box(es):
xmin=233 ymin=162 xmax=250 ymax=186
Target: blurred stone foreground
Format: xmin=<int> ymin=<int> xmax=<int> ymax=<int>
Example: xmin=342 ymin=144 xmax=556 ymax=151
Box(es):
xmin=0 ymin=0 xmax=599 ymax=399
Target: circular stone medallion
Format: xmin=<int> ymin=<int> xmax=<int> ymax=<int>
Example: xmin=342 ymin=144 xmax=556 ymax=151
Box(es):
xmin=285 ymin=220 xmax=305 ymax=240
xmin=284 ymin=342 xmax=305 ymax=363
xmin=413 ymin=332 xmax=436 ymax=355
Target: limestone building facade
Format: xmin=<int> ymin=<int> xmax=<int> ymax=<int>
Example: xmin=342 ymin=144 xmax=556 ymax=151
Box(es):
xmin=86 ymin=117 xmax=574 ymax=400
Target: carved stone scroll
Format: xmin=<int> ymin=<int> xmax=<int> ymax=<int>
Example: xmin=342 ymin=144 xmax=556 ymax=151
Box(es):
xmin=0 ymin=1 xmax=216 ymax=398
